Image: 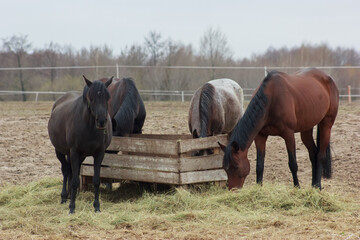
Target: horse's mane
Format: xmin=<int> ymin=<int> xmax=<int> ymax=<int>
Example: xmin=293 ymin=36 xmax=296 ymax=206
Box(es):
xmin=113 ymin=78 xmax=139 ymax=134
xmin=199 ymin=83 xmax=215 ymax=137
xmin=223 ymin=71 xmax=276 ymax=169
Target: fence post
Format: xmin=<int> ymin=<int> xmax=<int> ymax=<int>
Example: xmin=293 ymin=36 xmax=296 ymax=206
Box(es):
xmin=264 ymin=66 xmax=267 ymax=77
xmin=116 ymin=64 xmax=119 ymax=78
xmin=347 ymin=85 xmax=351 ymax=104
xmin=35 ymin=92 xmax=39 ymax=102
xmin=181 ymin=91 xmax=184 ymax=102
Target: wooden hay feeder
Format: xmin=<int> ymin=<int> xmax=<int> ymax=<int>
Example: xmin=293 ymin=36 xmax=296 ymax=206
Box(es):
xmin=80 ymin=134 xmax=228 ymax=189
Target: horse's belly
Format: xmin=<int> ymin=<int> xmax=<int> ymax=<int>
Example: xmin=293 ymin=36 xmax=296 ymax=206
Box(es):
xmin=295 ymin=103 xmax=329 ymax=132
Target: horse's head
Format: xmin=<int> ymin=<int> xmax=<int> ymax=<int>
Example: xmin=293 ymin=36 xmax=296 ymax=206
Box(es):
xmin=83 ymin=76 xmax=113 ymax=129
xmin=219 ymin=141 xmax=250 ymax=190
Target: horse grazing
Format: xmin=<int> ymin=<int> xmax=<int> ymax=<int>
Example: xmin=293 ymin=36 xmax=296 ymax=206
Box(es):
xmin=219 ymin=68 xmax=339 ymax=190
xmin=48 ymin=76 xmax=113 ymax=213
xmin=100 ymin=77 xmax=146 ymax=136
xmin=188 ymin=78 xmax=244 ymax=141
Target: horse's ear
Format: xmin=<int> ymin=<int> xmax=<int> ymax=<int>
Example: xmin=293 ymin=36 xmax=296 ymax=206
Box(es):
xmin=105 ymin=76 xmax=113 ymax=88
xmin=218 ymin=141 xmax=226 ymax=152
xmin=83 ymin=75 xmax=92 ymax=87
xmin=231 ymin=141 xmax=239 ymax=153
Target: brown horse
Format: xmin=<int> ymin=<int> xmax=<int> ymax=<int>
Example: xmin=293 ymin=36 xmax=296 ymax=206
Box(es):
xmin=48 ymin=76 xmax=113 ymax=213
xmin=100 ymin=77 xmax=146 ymax=136
xmin=188 ymin=78 xmax=244 ymax=142
xmin=219 ymin=68 xmax=339 ymax=190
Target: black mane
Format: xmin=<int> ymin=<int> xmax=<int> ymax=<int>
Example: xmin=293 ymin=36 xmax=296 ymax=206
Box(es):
xmin=113 ymin=78 xmax=140 ymax=134
xmin=223 ymin=71 xmax=277 ymax=169
xmin=199 ymin=83 xmax=215 ymax=137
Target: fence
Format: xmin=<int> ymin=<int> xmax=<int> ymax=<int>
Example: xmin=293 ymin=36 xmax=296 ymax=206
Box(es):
xmin=0 ymin=88 xmax=359 ymax=103
xmin=0 ymin=65 xmax=360 ymax=102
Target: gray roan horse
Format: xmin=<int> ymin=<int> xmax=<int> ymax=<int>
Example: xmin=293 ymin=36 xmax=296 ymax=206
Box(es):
xmin=188 ymin=78 xmax=244 ymax=154
xmin=48 ymin=76 xmax=113 ymax=213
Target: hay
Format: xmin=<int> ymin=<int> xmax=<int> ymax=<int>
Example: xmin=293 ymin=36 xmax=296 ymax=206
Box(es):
xmin=1 ymin=178 xmax=359 ymax=239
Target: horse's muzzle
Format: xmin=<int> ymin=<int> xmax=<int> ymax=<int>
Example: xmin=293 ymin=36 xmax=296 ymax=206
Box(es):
xmin=96 ymin=119 xmax=107 ymax=130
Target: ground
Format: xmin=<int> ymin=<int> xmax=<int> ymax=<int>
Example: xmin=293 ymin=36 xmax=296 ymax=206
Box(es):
xmin=1 ymin=101 xmax=359 ymax=194
xmin=0 ymin=101 xmax=359 ymax=239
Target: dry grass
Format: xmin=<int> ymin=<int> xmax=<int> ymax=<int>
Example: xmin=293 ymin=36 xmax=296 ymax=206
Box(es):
xmin=1 ymin=178 xmax=359 ymax=239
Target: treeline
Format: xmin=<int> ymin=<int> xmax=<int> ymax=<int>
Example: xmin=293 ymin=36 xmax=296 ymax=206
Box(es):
xmin=1 ymin=29 xmax=360 ymax=101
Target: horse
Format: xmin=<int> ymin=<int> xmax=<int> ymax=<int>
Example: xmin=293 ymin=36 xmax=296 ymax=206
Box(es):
xmin=48 ymin=76 xmax=113 ymax=213
xmin=218 ymin=68 xmax=339 ymax=190
xmin=99 ymin=77 xmax=146 ymax=136
xmin=188 ymin=78 xmax=244 ymax=155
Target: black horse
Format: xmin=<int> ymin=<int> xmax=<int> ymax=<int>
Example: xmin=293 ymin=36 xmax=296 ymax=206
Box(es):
xmin=100 ymin=77 xmax=146 ymax=136
xmin=48 ymin=76 xmax=113 ymax=213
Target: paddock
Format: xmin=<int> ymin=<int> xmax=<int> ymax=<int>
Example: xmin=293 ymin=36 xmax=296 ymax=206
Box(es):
xmin=1 ymin=101 xmax=360 ymax=239
xmin=0 ymin=101 xmax=359 ymax=194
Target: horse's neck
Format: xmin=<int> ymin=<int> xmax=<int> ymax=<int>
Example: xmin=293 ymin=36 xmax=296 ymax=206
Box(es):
xmin=231 ymin=107 xmax=267 ymax=150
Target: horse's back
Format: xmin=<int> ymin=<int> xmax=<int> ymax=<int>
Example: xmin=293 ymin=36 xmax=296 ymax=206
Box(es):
xmin=210 ymin=79 xmax=244 ymax=132
xmin=51 ymin=91 xmax=80 ymax=112
xmin=266 ymin=69 xmax=339 ymax=132
xmin=188 ymin=78 xmax=244 ymax=136
xmin=48 ymin=92 xmax=81 ymax=154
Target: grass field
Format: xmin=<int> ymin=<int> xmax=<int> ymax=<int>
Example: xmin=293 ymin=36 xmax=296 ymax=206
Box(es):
xmin=0 ymin=101 xmax=360 ymax=239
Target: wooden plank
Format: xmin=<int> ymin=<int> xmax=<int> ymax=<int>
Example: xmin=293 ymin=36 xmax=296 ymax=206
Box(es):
xmin=83 ymin=154 xmax=179 ymax=172
xmin=178 ymin=134 xmax=228 ymax=153
xmin=107 ymin=136 xmax=178 ymax=155
xmin=180 ymin=169 xmax=227 ymax=184
xmin=81 ymin=165 xmax=180 ymax=184
xmin=128 ymin=134 xmax=192 ymax=140
xmin=179 ymin=153 xmax=224 ymax=172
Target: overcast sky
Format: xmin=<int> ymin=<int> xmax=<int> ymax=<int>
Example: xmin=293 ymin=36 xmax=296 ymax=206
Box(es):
xmin=2 ymin=0 xmax=360 ymax=59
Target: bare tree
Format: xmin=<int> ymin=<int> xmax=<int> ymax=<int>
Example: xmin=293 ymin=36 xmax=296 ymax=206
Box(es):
xmin=144 ymin=31 xmax=164 ymax=66
xmin=43 ymin=42 xmax=61 ymax=98
xmin=2 ymin=34 xmax=32 ymax=101
xmin=199 ymin=27 xmax=232 ymax=79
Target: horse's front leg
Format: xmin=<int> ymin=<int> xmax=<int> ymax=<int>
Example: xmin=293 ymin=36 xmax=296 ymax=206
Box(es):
xmin=283 ymin=131 xmax=299 ymax=187
xmin=69 ymin=150 xmax=82 ymax=214
xmin=254 ymin=134 xmax=268 ymax=185
xmin=93 ymin=150 xmax=105 ymax=212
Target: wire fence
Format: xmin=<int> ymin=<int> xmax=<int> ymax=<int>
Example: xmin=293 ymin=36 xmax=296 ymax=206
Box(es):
xmin=0 ymin=88 xmax=359 ymax=103
xmin=0 ymin=65 xmax=359 ymax=102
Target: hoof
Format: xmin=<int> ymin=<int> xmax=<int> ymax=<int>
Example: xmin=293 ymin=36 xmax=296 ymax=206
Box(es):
xmin=61 ymin=199 xmax=67 ymax=204
xmin=95 ymin=208 xmax=101 ymax=213
xmin=69 ymin=209 xmax=75 ymax=214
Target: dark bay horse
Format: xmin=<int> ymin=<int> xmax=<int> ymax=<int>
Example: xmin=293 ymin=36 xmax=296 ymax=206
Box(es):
xmin=219 ymin=68 xmax=339 ymax=190
xmin=48 ymin=76 xmax=113 ymax=213
xmin=100 ymin=77 xmax=146 ymax=136
xmin=188 ymin=78 xmax=244 ymax=140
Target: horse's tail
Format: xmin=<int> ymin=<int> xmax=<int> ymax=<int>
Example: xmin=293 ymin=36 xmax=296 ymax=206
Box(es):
xmin=199 ymin=83 xmax=215 ymax=137
xmin=316 ymin=125 xmax=332 ymax=179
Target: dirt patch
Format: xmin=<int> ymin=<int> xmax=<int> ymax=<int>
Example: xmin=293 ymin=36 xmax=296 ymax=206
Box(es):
xmin=0 ymin=101 xmax=359 ymax=199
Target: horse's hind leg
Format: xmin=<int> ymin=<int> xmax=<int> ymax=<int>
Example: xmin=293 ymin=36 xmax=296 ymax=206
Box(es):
xmin=56 ymin=150 xmax=70 ymax=204
xmin=300 ymin=128 xmax=318 ymax=186
xmin=315 ymin=119 xmax=334 ymax=189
